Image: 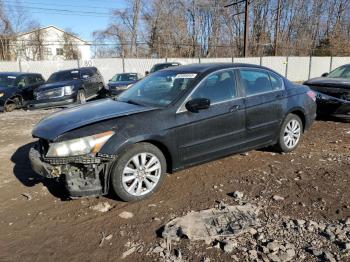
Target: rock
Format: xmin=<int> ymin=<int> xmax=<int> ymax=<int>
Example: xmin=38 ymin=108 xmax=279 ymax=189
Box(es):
xmin=223 ymin=239 xmax=238 ymax=253
xmin=340 ymin=242 xmax=350 ymax=251
xmin=279 ymin=250 xmax=295 ymax=262
xmin=272 ymin=195 xmax=285 ymax=201
xmin=233 ymin=191 xmax=244 ymax=199
xmin=122 ymin=246 xmax=136 ymax=259
xmin=323 ymin=251 xmax=336 ymax=262
xmin=90 ymin=202 xmax=112 ymax=213
xmin=21 ymin=193 xmax=32 ymax=200
xmin=267 ymin=253 xmax=281 ymax=262
xmin=248 ymin=250 xmax=258 ymax=260
xmin=152 ymin=246 xmax=164 ymax=254
xmin=267 ymin=241 xmax=281 ymax=252
xmin=344 ymin=217 xmax=350 ymax=225
xmin=119 ymin=211 xmax=134 ymax=219
xmin=105 ymin=234 xmax=113 ymax=241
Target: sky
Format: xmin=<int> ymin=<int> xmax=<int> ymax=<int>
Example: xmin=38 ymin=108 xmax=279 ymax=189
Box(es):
xmin=8 ymin=0 xmax=128 ymax=41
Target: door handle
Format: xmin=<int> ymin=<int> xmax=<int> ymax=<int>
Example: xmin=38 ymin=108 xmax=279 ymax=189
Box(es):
xmin=230 ymin=105 xmax=240 ymax=112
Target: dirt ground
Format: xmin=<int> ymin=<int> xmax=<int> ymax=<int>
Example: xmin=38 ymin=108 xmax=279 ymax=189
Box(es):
xmin=0 ymin=109 xmax=349 ymax=262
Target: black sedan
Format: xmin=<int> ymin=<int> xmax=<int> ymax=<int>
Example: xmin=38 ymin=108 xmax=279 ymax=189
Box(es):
xmin=0 ymin=72 xmax=45 ymax=112
xmin=29 ymin=63 xmax=316 ymax=201
xmin=107 ymin=73 xmax=142 ymax=96
xmin=29 ymin=67 xmax=104 ymax=109
xmin=304 ymin=64 xmax=350 ymax=120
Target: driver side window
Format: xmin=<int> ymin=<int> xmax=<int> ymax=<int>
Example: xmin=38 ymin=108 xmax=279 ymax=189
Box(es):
xmin=16 ymin=76 xmax=27 ymax=89
xmin=191 ymin=70 xmax=237 ymax=104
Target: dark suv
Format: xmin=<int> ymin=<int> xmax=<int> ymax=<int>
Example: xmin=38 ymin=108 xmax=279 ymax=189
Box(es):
xmin=30 ymin=67 xmax=104 ymax=109
xmin=0 ymin=72 xmax=45 ymax=112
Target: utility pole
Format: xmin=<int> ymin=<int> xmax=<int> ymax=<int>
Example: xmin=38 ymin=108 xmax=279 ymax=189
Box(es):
xmin=274 ymin=0 xmax=282 ymax=56
xmin=243 ymin=0 xmax=249 ymax=57
xmin=224 ymin=0 xmax=250 ymax=57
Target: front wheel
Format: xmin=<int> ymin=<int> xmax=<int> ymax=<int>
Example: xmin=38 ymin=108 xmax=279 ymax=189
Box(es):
xmin=77 ymin=89 xmax=86 ymax=104
xmin=110 ymin=143 xmax=167 ymax=202
xmin=275 ymin=114 xmax=303 ymax=153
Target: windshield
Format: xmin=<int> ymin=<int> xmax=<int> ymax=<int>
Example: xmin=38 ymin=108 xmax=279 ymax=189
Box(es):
xmin=117 ymin=70 xmax=198 ymax=107
xmin=150 ymin=64 xmax=179 ymax=73
xmin=47 ymin=70 xmax=80 ymax=83
xmin=328 ymin=65 xmax=350 ymax=79
xmin=0 ymin=75 xmax=16 ymax=88
xmin=111 ymin=73 xmax=138 ymax=82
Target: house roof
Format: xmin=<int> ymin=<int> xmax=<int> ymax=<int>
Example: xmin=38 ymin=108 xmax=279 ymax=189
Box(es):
xmin=16 ymin=25 xmax=90 ymax=45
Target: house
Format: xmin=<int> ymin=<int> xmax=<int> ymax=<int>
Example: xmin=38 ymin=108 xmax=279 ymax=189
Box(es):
xmin=14 ymin=25 xmax=91 ymax=61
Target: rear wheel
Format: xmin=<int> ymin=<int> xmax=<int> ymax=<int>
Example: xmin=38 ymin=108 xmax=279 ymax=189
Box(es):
xmin=110 ymin=143 xmax=167 ymax=202
xmin=77 ymin=89 xmax=86 ymax=104
xmin=275 ymin=113 xmax=303 ymax=153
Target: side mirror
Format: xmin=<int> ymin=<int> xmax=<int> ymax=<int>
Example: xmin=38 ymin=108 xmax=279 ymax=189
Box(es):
xmin=82 ymin=75 xmax=89 ymax=79
xmin=185 ymin=98 xmax=210 ymax=113
xmin=321 ymin=72 xmax=329 ymax=77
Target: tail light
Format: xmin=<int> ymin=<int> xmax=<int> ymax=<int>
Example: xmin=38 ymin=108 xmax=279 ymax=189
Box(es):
xmin=307 ymin=90 xmax=316 ymax=102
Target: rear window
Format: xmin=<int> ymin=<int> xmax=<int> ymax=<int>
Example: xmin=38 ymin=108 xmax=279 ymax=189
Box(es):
xmin=240 ymin=69 xmax=273 ymax=96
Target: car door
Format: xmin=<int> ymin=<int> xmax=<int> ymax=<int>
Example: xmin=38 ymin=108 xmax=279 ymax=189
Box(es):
xmin=238 ymin=68 xmax=286 ymax=147
xmin=15 ymin=75 xmax=29 ymax=100
xmin=175 ymin=69 xmax=246 ymax=166
xmin=21 ymin=75 xmax=44 ymax=101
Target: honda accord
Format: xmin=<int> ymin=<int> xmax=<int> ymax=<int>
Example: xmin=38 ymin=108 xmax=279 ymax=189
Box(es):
xmin=29 ymin=63 xmax=316 ymax=201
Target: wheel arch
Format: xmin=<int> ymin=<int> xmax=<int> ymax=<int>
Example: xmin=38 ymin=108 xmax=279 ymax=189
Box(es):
xmin=287 ymin=108 xmax=306 ymax=132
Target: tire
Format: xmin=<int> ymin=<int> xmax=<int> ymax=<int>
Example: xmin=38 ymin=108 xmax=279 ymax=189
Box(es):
xmin=110 ymin=143 xmax=167 ymax=202
xmin=4 ymin=102 xmax=16 ymax=112
xmin=77 ymin=89 xmax=86 ymax=104
xmin=275 ymin=113 xmax=303 ymax=153
xmin=4 ymin=97 xmax=20 ymax=112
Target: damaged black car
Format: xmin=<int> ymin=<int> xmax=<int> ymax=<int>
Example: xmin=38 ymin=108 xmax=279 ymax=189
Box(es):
xmin=304 ymin=64 xmax=350 ymax=120
xmin=30 ymin=63 xmax=316 ymax=202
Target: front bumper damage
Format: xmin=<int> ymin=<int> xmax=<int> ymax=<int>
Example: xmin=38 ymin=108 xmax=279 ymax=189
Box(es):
xmin=29 ymin=144 xmax=115 ymax=198
xmin=316 ymin=92 xmax=350 ymax=120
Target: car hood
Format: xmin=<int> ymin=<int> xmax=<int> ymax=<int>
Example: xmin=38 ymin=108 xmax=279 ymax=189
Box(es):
xmin=37 ymin=80 xmax=79 ymax=92
xmin=304 ymin=77 xmax=350 ymax=89
xmin=108 ymin=81 xmax=135 ymax=87
xmin=32 ymin=99 xmax=156 ymax=141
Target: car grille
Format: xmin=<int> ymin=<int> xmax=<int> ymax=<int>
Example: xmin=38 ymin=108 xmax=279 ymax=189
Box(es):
xmin=36 ymin=88 xmax=63 ymax=100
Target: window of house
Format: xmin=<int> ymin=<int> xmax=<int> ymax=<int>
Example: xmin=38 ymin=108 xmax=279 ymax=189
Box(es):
xmin=56 ymin=48 xmax=64 ymax=56
xmin=43 ymin=48 xmax=52 ymax=56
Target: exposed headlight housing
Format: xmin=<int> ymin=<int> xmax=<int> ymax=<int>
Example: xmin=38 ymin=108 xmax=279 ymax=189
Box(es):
xmin=46 ymin=131 xmax=114 ymax=157
xmin=0 ymin=92 xmax=4 ymax=98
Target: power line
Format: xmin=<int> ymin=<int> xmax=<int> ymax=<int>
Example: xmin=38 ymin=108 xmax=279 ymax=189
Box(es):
xmin=3 ymin=0 xmax=119 ymax=11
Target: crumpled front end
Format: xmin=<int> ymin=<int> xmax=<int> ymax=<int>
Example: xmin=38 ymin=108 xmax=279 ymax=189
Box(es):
xmin=29 ymin=138 xmax=115 ymax=198
xmin=307 ymin=85 xmax=350 ymax=119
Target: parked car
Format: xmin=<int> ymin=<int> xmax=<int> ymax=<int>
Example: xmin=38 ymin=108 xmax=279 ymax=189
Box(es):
xmin=29 ymin=67 xmax=105 ymax=109
xmin=146 ymin=62 xmax=181 ymax=75
xmin=0 ymin=72 xmax=45 ymax=112
xmin=303 ymin=64 xmax=350 ymax=120
xmin=29 ymin=63 xmax=316 ymax=201
xmin=106 ymin=73 xmax=142 ymax=96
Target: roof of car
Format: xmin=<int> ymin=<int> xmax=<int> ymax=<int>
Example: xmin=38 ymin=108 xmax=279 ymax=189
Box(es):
xmin=53 ymin=67 xmax=96 ymax=73
xmin=0 ymin=72 xmax=40 ymax=76
xmin=164 ymin=63 xmax=264 ymax=72
xmin=161 ymin=63 xmax=283 ymax=77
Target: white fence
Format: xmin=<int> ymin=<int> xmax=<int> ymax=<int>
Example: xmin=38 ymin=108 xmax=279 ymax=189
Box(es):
xmin=2 ymin=56 xmax=350 ymax=82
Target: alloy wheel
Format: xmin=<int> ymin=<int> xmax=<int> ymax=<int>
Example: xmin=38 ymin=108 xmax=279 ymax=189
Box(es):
xmin=122 ymin=153 xmax=162 ymax=196
xmin=283 ymin=119 xmax=301 ymax=149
